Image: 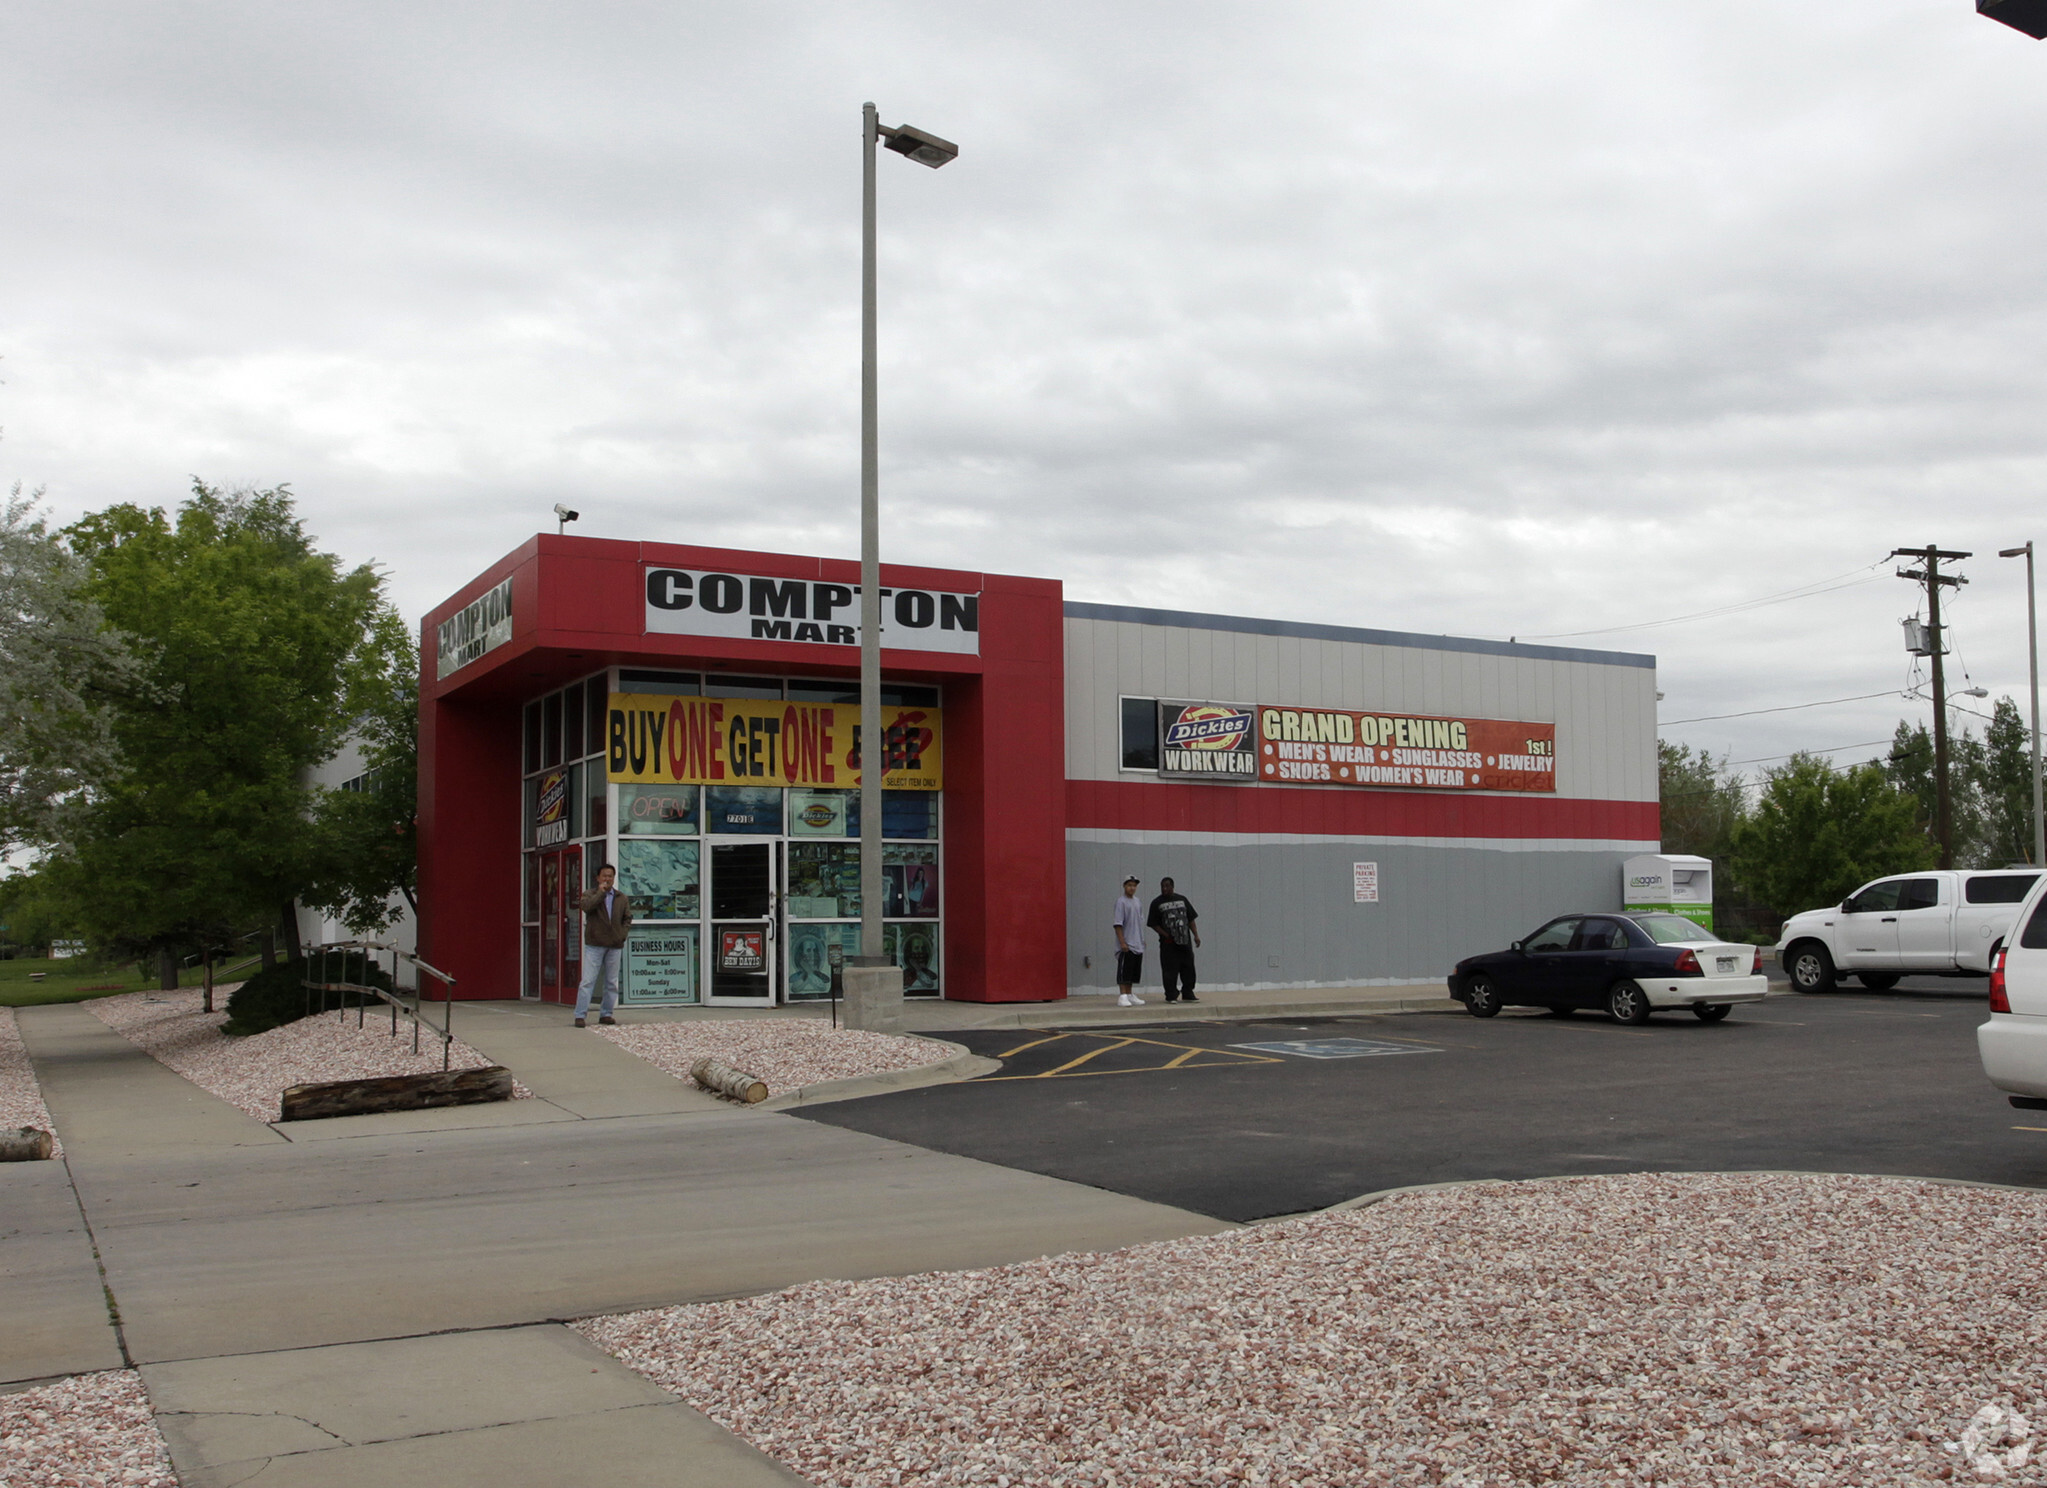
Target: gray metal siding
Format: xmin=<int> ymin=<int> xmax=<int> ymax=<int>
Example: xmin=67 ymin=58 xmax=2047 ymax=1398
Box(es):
xmin=1064 ymin=614 xmax=1658 ymax=802
xmin=1069 ymin=838 xmax=1635 ymax=994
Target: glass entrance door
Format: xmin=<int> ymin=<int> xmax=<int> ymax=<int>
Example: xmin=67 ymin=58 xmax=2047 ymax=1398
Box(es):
xmin=708 ymin=841 xmax=777 ymax=1004
xmin=535 ymin=845 xmax=584 ymax=1003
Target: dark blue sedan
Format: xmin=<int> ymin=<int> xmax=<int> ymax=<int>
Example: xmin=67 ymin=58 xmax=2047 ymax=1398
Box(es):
xmin=1448 ymin=912 xmax=1768 ymax=1023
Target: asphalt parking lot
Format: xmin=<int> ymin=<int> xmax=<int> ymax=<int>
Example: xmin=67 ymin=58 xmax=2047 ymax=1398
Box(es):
xmin=796 ymin=980 xmax=2047 ymax=1221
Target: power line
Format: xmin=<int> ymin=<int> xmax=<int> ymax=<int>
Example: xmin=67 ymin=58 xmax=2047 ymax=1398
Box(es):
xmin=1513 ymin=559 xmax=1889 ymax=641
xmin=1659 ymin=690 xmax=1902 ymax=727
xmin=1731 ymin=738 xmax=1896 ymax=766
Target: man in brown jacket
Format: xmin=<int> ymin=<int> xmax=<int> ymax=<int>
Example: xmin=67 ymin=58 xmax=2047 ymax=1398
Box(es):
xmin=574 ymin=864 xmax=633 ymax=1027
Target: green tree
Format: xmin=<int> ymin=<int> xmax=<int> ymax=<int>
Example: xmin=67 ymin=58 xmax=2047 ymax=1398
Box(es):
xmin=1658 ymin=741 xmax=1746 ymax=859
xmin=49 ymin=482 xmax=401 ymax=984
xmin=1731 ymin=754 xmax=1935 ymax=921
xmin=1981 ymin=696 xmax=2036 ymax=866
xmin=300 ymin=608 xmax=419 ymax=932
xmin=1658 ymin=741 xmax=1763 ymax=931
xmin=0 ymin=487 xmax=141 ymax=853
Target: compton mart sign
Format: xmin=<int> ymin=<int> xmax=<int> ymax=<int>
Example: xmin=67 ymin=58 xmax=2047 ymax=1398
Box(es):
xmin=644 ymin=567 xmax=980 ymax=655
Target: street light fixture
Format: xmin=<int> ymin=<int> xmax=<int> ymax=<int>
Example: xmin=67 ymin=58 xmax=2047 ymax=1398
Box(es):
xmin=1980 ymin=0 xmax=2047 ymax=38
xmin=2001 ymin=542 xmax=2044 ymax=865
xmin=857 ymin=102 xmax=956 ymax=988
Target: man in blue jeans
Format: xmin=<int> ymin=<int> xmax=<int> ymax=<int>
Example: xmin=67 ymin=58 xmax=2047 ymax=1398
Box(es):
xmin=575 ymin=864 xmax=633 ymax=1027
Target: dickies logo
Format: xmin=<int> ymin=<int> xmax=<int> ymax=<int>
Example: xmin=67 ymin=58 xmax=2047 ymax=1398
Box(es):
xmin=1165 ymin=703 xmax=1253 ymax=750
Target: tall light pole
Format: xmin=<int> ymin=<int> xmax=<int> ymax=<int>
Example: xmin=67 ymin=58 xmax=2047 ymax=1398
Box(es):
xmin=2001 ymin=543 xmax=2044 ymax=865
xmin=858 ymin=103 xmax=957 ymax=972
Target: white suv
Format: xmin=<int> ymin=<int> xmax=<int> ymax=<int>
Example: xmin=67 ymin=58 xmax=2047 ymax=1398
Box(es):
xmin=1980 ymin=881 xmax=2047 ymax=1107
xmin=1774 ymin=869 xmax=2041 ymax=993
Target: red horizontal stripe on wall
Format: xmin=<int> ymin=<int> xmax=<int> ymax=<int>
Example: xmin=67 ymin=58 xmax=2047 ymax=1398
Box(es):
xmin=1065 ymin=779 xmax=1660 ymax=842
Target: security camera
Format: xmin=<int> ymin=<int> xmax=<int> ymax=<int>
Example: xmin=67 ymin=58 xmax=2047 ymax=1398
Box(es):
xmin=553 ymin=504 xmax=579 ymax=522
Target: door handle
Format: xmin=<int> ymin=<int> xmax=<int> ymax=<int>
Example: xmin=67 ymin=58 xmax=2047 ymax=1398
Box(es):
xmin=1882 ymin=917 xmax=1896 ymax=923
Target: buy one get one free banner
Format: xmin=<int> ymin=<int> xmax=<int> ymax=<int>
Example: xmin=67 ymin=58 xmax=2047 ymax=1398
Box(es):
xmin=605 ymin=692 xmax=942 ymax=789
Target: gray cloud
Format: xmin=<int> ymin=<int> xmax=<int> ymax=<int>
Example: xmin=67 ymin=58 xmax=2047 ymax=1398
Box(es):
xmin=5 ymin=0 xmax=2047 ymax=775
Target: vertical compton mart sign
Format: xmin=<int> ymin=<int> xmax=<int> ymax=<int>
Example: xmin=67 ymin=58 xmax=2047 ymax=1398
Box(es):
xmin=644 ymin=567 xmax=979 ymax=654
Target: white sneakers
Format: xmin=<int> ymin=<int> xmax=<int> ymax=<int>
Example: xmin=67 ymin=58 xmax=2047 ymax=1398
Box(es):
xmin=1117 ymin=992 xmax=1145 ymax=1006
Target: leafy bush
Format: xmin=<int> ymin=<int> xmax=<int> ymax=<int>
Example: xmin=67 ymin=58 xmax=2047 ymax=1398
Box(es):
xmin=224 ymin=951 xmax=395 ymax=1037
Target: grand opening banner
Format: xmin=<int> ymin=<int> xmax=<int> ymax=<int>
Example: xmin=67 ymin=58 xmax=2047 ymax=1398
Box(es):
xmin=606 ymin=693 xmax=942 ymax=790
xmin=1257 ymin=706 xmax=1555 ymax=792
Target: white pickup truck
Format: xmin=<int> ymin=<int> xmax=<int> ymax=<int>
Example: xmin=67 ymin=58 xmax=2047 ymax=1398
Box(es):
xmin=1775 ymin=869 xmax=2042 ymax=992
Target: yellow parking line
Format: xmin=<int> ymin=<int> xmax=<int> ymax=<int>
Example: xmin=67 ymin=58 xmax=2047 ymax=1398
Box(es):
xmin=993 ymin=1033 xmax=1070 ymax=1060
xmin=979 ymin=1059 xmax=1278 ymax=1082
xmin=2013 ymin=1126 xmax=2047 ymax=1133
xmin=1040 ymin=1037 xmax=1139 ymax=1076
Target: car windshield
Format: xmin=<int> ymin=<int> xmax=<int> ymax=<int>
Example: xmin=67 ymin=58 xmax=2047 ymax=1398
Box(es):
xmin=1634 ymin=914 xmax=1708 ymax=944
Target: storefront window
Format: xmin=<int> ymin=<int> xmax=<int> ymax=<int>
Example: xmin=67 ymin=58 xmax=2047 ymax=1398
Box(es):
xmin=585 ymin=679 xmax=608 ymax=754
xmin=788 ymin=841 xmax=860 ymax=918
xmin=620 ymin=669 xmax=700 ymax=695
xmin=523 ymin=701 xmax=541 ymax=774
xmin=625 ymin=926 xmax=699 ymax=1004
xmin=785 ymin=922 xmax=858 ymax=1001
xmin=883 ymin=843 xmax=939 ymax=918
xmin=615 ymin=838 xmax=700 ymax=920
xmin=1120 ymin=696 xmax=1159 ymax=771
xmin=844 ymin=790 xmax=939 ymax=840
xmin=563 ymin=680 xmax=585 ymax=760
xmin=705 ymin=674 xmax=783 ymax=699
xmin=788 ymin=788 xmax=852 ymax=837
xmin=619 ymin=783 xmax=699 ymax=835
xmin=885 ymin=923 xmax=941 ymax=996
xmin=704 ymin=785 xmax=783 ymax=834
xmin=542 ymin=692 xmax=563 ymax=769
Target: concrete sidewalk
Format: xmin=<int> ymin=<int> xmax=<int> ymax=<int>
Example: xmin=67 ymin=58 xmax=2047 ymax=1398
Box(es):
xmin=535 ymin=980 xmax=1461 ymax=1032
xmin=145 ymin=1326 xmax=807 ymax=1488
xmin=10 ymin=996 xmax=1232 ymax=1487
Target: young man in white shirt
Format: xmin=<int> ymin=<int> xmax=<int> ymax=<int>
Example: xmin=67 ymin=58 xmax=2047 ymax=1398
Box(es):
xmin=1112 ymin=874 xmax=1147 ymax=1007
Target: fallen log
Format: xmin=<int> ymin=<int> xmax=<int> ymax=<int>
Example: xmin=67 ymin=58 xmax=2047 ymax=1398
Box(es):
xmin=689 ymin=1057 xmax=769 ymax=1104
xmin=1 ymin=1126 xmax=55 ymax=1161
xmin=279 ymin=1066 xmax=513 ymax=1122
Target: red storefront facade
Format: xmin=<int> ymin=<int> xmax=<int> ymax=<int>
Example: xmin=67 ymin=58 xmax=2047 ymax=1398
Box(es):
xmin=418 ymin=535 xmax=1066 ymax=1004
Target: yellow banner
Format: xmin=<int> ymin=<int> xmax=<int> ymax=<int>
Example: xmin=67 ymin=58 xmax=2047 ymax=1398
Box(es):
xmin=605 ymin=694 xmax=942 ymax=790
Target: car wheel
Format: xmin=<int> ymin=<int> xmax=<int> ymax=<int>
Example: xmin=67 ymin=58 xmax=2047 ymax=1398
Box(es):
xmin=1857 ymin=972 xmax=1900 ymax=991
xmin=1465 ymin=974 xmax=1502 ymax=1018
xmin=1786 ymin=942 xmax=1836 ymax=994
xmin=1607 ymin=980 xmax=1652 ymax=1025
xmin=1693 ymin=1002 xmax=1732 ymax=1022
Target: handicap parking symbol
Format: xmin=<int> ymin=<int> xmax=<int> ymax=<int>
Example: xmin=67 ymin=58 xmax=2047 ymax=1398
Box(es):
xmin=1228 ymin=1036 xmax=1439 ymax=1060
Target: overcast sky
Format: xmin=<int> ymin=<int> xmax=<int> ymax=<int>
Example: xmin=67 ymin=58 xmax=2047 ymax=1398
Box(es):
xmin=5 ymin=1 xmax=2045 ymax=782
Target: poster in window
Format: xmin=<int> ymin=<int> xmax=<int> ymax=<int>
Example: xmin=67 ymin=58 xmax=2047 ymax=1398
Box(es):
xmin=615 ymin=839 xmax=700 ymax=920
xmin=785 ymin=923 xmax=858 ymax=1001
xmin=535 ymin=770 xmax=570 ymax=847
xmin=882 ymin=843 xmax=939 ymax=918
xmin=625 ymin=927 xmax=698 ymax=1004
xmin=718 ymin=928 xmax=765 ymax=973
xmin=883 ymin=923 xmax=941 ymax=997
xmin=788 ymin=841 xmax=859 ymax=918
xmin=788 ymin=788 xmax=852 ymax=837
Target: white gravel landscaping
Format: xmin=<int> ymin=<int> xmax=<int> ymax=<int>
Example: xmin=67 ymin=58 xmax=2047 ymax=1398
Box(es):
xmin=595 ymin=1017 xmax=958 ymax=1097
xmin=87 ymin=987 xmax=528 ymax=1123
xmin=0 ymin=1006 xmax=60 ymax=1157
xmin=0 ymin=1370 xmax=175 ymax=1488
xmin=578 ymin=1171 xmax=2047 ymax=1487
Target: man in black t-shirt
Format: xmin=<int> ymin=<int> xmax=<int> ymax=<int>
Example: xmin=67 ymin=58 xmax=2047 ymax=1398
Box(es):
xmin=1146 ymin=876 xmax=1202 ymax=1004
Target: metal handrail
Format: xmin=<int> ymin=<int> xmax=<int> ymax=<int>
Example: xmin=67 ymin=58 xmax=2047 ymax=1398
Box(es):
xmin=300 ymin=939 xmax=459 ymax=1071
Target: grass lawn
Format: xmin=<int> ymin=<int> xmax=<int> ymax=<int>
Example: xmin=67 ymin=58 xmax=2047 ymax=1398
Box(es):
xmin=0 ymin=953 xmax=272 ymax=1008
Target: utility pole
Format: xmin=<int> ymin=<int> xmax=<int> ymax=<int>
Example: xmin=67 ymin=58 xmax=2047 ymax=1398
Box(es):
xmin=1894 ymin=546 xmax=1972 ymax=868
